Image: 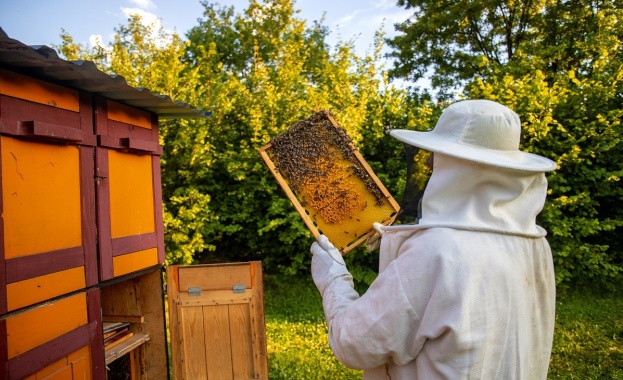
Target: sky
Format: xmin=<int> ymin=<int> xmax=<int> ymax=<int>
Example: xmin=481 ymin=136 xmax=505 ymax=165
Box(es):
xmin=0 ymin=0 xmax=412 ymax=59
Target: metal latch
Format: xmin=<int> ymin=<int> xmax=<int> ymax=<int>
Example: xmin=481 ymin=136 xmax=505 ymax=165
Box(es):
xmin=188 ymin=287 xmax=201 ymax=296
xmin=232 ymin=284 xmax=246 ymax=294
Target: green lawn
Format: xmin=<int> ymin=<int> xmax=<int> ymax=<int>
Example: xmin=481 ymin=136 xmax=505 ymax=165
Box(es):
xmin=263 ymin=274 xmax=623 ymax=379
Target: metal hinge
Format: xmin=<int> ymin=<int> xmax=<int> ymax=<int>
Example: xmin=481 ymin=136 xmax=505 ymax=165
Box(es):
xmin=232 ymin=284 xmax=246 ymax=294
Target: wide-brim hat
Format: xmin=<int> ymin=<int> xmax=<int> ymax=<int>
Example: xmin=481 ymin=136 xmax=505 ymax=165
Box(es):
xmin=390 ymin=99 xmax=557 ymax=172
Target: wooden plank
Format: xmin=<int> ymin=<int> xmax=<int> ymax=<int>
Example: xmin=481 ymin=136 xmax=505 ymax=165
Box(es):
xmin=131 ymin=268 xmax=168 ymax=380
xmin=106 ymin=100 xmax=152 ymax=130
xmin=179 ymin=290 xmax=251 ymax=307
xmin=86 ymin=289 xmax=104 ymax=380
xmin=100 ymin=278 xmax=140 ymax=317
xmin=166 ymin=265 xmax=185 ymax=380
xmin=0 ymin=320 xmax=7 ymax=379
xmin=104 ymin=332 xmax=149 ymax=365
xmin=0 ymin=137 xmax=5 ymax=315
xmin=181 ymin=306 xmax=207 ymax=380
xmin=102 ymin=315 xmax=145 ymax=324
xmin=0 ymin=68 xmax=80 ymax=112
xmin=250 ymin=262 xmax=269 ymax=378
xmin=152 ymin=156 xmax=165 ymax=264
xmin=178 ymin=263 xmax=251 ymax=292
xmin=229 ymin=303 xmax=254 ymax=378
xmin=5 ymin=246 xmax=84 ymax=283
xmin=6 ymin=266 xmax=86 ymax=312
xmin=105 ymin=331 xmax=134 ymax=350
xmin=112 ymin=248 xmax=158 ymax=278
xmin=95 ymin=147 xmax=113 ymax=281
xmin=80 ymin=146 xmax=98 ymax=287
xmin=203 ymin=305 xmax=233 ymax=380
xmin=0 ymin=97 xmax=81 ymax=136
xmin=6 ymin=293 xmax=88 ymax=358
xmin=111 ymin=233 xmax=157 ymax=257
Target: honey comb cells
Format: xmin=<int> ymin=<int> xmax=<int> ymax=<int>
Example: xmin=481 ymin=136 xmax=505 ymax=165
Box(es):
xmin=260 ymin=110 xmax=400 ymax=253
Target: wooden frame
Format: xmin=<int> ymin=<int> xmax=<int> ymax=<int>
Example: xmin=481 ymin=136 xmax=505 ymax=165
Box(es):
xmin=95 ymin=147 xmax=164 ymax=281
xmin=259 ymin=111 xmax=400 ymax=253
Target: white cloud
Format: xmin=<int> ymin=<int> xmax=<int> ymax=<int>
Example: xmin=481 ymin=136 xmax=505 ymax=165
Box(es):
xmin=129 ymin=0 xmax=156 ymax=10
xmin=121 ymin=7 xmax=161 ymax=27
xmin=120 ymin=7 xmax=174 ymax=47
xmin=89 ymin=34 xmax=106 ymax=49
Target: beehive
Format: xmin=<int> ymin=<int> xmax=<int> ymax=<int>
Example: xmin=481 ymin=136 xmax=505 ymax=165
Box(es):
xmin=259 ymin=110 xmax=400 ymax=253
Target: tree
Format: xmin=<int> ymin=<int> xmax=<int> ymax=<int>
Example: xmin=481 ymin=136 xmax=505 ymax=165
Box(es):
xmin=180 ymin=0 xmax=419 ymax=276
xmin=390 ymin=0 xmax=623 ymax=288
xmin=387 ymin=0 xmax=552 ymax=96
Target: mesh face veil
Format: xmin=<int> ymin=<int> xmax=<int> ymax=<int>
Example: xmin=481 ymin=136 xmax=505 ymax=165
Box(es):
xmin=395 ymin=143 xmax=432 ymax=224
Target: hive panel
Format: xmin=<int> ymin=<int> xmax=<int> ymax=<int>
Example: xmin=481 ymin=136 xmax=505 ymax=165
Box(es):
xmin=259 ymin=110 xmax=399 ymax=253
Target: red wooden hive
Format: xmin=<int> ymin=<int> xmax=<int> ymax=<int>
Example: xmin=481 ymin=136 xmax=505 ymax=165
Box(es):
xmin=0 ymin=28 xmax=208 ymax=380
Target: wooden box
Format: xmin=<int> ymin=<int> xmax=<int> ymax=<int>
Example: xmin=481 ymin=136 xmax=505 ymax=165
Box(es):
xmin=167 ymin=262 xmax=269 ymax=380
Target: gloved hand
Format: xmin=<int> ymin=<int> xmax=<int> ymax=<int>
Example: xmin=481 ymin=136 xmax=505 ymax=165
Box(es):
xmin=311 ymin=235 xmax=358 ymax=323
xmin=365 ymin=222 xmax=385 ymax=251
xmin=311 ymin=234 xmax=348 ymax=296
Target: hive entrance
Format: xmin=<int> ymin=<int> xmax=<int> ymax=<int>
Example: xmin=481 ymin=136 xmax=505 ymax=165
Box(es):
xmin=259 ymin=111 xmax=399 ymax=253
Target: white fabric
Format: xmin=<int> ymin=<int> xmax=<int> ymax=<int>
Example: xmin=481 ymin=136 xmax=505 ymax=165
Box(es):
xmin=365 ymin=222 xmax=386 ymax=251
xmin=390 ymin=100 xmax=557 ymax=172
xmin=314 ymin=153 xmax=556 ymax=379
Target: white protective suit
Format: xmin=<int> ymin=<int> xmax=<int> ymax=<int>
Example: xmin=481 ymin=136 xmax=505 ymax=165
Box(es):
xmin=311 ymin=152 xmax=556 ymax=379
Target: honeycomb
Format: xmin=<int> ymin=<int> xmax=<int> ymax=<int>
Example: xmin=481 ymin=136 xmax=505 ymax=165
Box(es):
xmin=259 ymin=110 xmax=400 ymax=253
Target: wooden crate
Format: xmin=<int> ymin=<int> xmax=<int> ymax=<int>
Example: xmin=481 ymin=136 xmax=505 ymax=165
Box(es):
xmin=0 ymin=289 xmax=103 ymax=380
xmin=167 ymin=262 xmax=269 ymax=380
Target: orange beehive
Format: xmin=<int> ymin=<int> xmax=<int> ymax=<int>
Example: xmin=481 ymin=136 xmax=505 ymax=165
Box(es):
xmin=0 ymin=29 xmax=267 ymax=380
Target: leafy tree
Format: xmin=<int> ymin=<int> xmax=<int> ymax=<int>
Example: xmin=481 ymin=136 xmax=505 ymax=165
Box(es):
xmin=390 ymin=0 xmax=623 ymax=288
xmin=180 ymin=0 xmax=418 ymax=275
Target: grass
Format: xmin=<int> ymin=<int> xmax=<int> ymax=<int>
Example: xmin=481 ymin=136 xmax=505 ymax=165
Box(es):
xmin=263 ymin=274 xmax=623 ymax=379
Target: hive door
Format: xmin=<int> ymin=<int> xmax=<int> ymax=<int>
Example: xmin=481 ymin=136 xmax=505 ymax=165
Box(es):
xmin=167 ymin=262 xmax=268 ymax=380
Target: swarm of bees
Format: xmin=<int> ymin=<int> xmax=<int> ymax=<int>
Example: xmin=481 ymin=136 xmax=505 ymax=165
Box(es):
xmin=268 ymin=110 xmax=384 ymax=224
xmin=259 ymin=110 xmax=400 ymax=253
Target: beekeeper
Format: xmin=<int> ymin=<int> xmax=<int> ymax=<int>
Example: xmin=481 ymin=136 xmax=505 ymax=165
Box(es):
xmin=310 ymin=99 xmax=557 ymax=379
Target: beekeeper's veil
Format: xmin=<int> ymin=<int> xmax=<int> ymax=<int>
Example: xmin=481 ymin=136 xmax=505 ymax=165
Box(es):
xmin=379 ymin=100 xmax=557 ymax=268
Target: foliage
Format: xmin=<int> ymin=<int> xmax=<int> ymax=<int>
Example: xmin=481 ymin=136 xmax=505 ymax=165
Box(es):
xmin=55 ymin=0 xmax=623 ymax=288
xmin=175 ymin=0 xmax=416 ymax=273
xmin=391 ymin=0 xmax=623 ymax=288
xmin=387 ymin=0 xmax=553 ymax=96
xmin=264 ymin=274 xmax=362 ymax=379
xmin=548 ymin=288 xmax=623 ymax=378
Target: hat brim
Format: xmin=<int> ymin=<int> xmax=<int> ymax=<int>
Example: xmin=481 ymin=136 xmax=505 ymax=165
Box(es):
xmin=390 ymin=129 xmax=557 ymax=172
